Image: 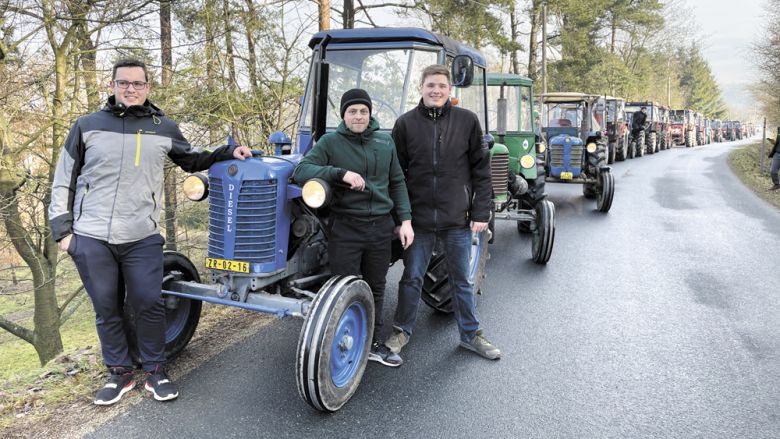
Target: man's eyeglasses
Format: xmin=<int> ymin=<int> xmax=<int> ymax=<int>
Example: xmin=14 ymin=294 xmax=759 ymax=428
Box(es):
xmin=113 ymin=80 xmax=148 ymax=89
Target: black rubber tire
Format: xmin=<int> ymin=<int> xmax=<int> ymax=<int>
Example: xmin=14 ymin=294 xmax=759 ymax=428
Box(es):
xmin=583 ymin=142 xmax=607 ymax=199
xmin=596 ymin=171 xmax=615 ymax=213
xmin=607 ymin=141 xmax=616 ymax=164
xmin=296 ymin=275 xmax=373 ymax=412
xmin=636 ymin=131 xmax=645 ymax=157
xmin=531 ymin=200 xmax=555 ymax=264
xmin=646 ymin=132 xmax=656 ymax=155
xmin=616 ymin=136 xmax=626 ymax=161
xmin=125 ymin=251 xmax=203 ymax=364
xmin=421 ymin=229 xmax=490 ymax=313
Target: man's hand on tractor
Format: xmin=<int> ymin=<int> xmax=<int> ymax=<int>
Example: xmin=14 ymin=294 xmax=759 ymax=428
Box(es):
xmin=471 ymin=221 xmax=488 ymax=233
xmin=398 ymin=220 xmax=414 ymax=249
xmin=342 ymin=171 xmax=365 ymax=191
xmin=233 ymin=145 xmax=252 ymax=160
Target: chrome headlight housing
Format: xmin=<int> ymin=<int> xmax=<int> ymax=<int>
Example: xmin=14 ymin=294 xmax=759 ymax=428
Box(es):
xmin=183 ymin=174 xmax=209 ymax=201
xmin=302 ymin=178 xmax=332 ymax=208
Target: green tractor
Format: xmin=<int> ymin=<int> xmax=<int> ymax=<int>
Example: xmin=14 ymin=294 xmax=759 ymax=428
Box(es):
xmin=486 ymin=73 xmax=555 ymax=264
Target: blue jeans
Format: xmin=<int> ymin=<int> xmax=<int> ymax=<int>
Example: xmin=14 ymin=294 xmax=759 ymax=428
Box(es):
xmin=393 ymin=227 xmax=480 ymax=343
xmin=770 ymin=153 xmax=780 ymax=185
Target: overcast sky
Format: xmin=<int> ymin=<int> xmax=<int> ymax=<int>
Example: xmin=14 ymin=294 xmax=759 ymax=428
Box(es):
xmin=693 ymin=0 xmax=767 ymax=115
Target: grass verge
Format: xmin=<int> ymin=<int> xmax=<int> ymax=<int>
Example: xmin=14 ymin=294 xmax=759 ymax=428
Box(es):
xmin=728 ymin=140 xmax=780 ymax=209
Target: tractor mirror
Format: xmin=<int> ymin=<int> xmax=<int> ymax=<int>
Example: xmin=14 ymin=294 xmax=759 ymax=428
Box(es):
xmin=483 ymin=134 xmax=495 ymax=150
xmin=451 ymin=55 xmax=474 ymax=87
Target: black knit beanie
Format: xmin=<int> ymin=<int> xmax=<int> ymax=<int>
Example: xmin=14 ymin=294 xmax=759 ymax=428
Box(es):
xmin=340 ymin=89 xmax=372 ymax=118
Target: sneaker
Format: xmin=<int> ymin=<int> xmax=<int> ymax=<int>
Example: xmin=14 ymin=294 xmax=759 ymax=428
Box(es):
xmin=144 ymin=366 xmax=179 ymax=401
xmin=769 ymin=184 xmax=780 ymax=191
xmin=459 ymin=329 xmax=501 ymax=360
xmin=384 ymin=328 xmax=410 ymax=354
xmin=94 ymin=367 xmax=136 ymax=406
xmin=368 ymin=342 xmax=403 ymax=367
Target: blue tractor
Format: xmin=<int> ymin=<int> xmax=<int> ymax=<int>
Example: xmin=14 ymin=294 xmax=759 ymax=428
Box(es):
xmin=539 ymin=92 xmax=615 ymax=212
xmin=137 ymin=28 xmax=494 ymax=412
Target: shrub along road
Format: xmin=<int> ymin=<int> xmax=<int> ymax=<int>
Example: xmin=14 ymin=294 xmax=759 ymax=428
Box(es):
xmin=86 ymin=139 xmax=780 ymax=438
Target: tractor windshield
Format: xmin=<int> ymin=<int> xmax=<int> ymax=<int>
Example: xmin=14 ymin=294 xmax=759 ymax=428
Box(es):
xmin=605 ymin=100 xmax=619 ymax=123
xmin=452 ymin=66 xmax=487 ymax=131
xmin=300 ymin=48 xmax=439 ymax=131
xmin=671 ymin=111 xmax=685 ymax=123
xmin=543 ymin=102 xmax=582 ymax=129
xmin=487 ymin=83 xmax=533 ymax=133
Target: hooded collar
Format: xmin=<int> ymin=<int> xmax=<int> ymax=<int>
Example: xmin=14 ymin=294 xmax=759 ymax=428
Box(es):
xmin=336 ymin=116 xmax=380 ymax=141
xmin=102 ymin=95 xmax=165 ymax=118
xmin=416 ymin=98 xmax=451 ymax=120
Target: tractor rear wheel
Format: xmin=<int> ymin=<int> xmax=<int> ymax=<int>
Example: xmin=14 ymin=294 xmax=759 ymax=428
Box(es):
xmin=647 ymin=132 xmax=657 ymax=154
xmin=125 ymin=251 xmax=203 ymax=364
xmin=421 ymin=229 xmax=489 ymax=313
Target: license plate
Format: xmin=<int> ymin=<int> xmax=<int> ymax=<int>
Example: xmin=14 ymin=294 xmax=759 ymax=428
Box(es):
xmin=560 ymin=171 xmax=573 ymax=180
xmin=205 ymin=257 xmax=250 ymax=273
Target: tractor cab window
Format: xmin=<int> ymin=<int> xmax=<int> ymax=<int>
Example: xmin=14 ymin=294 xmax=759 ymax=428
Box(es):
xmin=300 ymin=48 xmax=438 ymax=131
xmin=671 ymin=111 xmax=685 ymax=123
xmin=606 ymin=100 xmax=618 ymax=123
xmin=487 ymin=83 xmax=520 ymax=132
xmin=520 ymin=86 xmax=533 ymax=132
xmin=544 ymin=103 xmax=581 ymax=128
xmin=452 ymin=66 xmax=487 ymax=132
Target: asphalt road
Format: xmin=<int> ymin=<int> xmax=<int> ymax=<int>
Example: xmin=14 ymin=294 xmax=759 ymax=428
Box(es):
xmin=88 ymin=138 xmax=780 ymax=439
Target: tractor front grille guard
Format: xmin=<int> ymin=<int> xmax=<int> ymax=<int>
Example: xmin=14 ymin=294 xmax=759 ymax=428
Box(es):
xmin=490 ymin=151 xmax=509 ymax=199
xmin=208 ymin=177 xmax=278 ymax=264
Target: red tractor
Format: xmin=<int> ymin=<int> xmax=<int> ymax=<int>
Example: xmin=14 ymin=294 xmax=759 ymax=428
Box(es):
xmin=599 ymin=96 xmax=629 ymax=162
xmin=626 ymin=101 xmax=664 ymax=154
xmin=670 ymin=109 xmax=696 ymax=147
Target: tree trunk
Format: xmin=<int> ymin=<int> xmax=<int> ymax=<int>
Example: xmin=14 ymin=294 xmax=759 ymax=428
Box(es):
xmin=319 ymin=0 xmax=330 ymax=31
xmin=160 ymin=0 xmax=178 ymax=251
xmin=509 ymin=2 xmax=519 ymax=75
xmin=528 ymin=0 xmax=541 ymax=81
xmin=222 ymin=0 xmax=237 ymax=89
xmin=343 ymin=0 xmax=355 ymax=29
xmin=243 ymin=0 xmax=259 ymax=94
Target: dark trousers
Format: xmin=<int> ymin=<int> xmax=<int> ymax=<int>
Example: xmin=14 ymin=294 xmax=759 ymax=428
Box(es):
xmin=328 ymin=214 xmax=395 ymax=343
xmin=69 ymin=233 xmax=165 ymax=372
xmin=770 ymin=153 xmax=780 ymax=185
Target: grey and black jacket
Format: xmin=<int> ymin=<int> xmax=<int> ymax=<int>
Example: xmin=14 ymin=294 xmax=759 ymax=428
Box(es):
xmin=49 ymin=96 xmax=236 ymax=244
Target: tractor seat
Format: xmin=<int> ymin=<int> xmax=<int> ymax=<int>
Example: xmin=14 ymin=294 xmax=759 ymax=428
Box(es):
xmin=556 ymin=118 xmax=572 ymax=127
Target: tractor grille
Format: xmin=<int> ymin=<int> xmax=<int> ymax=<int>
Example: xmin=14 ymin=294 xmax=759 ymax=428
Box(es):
xmin=550 ymin=143 xmax=584 ymax=169
xmin=490 ymin=151 xmax=509 ymax=197
xmin=208 ymin=177 xmax=277 ymax=264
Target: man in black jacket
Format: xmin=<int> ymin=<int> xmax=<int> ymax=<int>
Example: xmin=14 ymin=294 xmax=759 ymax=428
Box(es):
xmin=384 ymin=64 xmax=500 ymax=360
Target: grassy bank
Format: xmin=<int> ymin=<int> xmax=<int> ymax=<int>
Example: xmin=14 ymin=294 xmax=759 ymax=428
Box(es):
xmin=728 ymin=140 xmax=780 ymax=210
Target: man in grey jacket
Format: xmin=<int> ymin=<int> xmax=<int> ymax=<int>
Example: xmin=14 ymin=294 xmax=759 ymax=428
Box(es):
xmin=49 ymin=59 xmax=251 ymax=405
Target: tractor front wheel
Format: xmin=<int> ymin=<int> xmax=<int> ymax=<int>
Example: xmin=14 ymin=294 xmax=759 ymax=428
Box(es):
xmin=596 ymin=171 xmax=615 ymax=213
xmin=296 ymin=276 xmax=373 ymax=412
xmin=531 ymin=200 xmax=555 ymax=264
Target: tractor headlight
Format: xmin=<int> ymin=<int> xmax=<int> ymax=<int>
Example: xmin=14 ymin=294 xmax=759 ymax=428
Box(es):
xmin=183 ymin=174 xmax=209 ymax=201
xmin=520 ymin=154 xmax=535 ymax=169
xmin=586 ymin=143 xmax=598 ymax=153
xmin=537 ymin=143 xmax=546 ymax=153
xmin=302 ymin=178 xmax=332 ymax=208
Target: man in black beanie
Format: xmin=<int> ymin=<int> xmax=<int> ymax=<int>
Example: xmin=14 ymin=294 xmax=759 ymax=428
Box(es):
xmin=293 ymin=88 xmax=414 ymax=367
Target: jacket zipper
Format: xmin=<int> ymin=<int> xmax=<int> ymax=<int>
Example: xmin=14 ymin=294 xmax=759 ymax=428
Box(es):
xmin=150 ymin=191 xmax=157 ymax=228
xmin=432 ymin=116 xmax=439 ymax=229
xmin=135 ymin=129 xmax=142 ymax=167
xmin=77 ymin=183 xmax=89 ymax=220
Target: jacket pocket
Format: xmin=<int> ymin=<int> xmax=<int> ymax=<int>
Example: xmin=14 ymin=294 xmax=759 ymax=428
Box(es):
xmin=149 ymin=191 xmax=158 ymax=228
xmin=76 ymin=183 xmax=90 ymax=221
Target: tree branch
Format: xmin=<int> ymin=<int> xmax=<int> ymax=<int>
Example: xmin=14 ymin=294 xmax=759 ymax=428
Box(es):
xmin=0 ymin=314 xmax=34 ymax=344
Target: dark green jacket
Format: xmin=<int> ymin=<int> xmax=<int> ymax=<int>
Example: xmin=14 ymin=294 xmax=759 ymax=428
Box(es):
xmin=293 ymin=118 xmax=412 ymax=221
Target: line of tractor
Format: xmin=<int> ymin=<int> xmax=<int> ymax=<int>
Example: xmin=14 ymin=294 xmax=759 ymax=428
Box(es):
xmin=137 ymin=27 xmax=755 ymax=413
